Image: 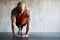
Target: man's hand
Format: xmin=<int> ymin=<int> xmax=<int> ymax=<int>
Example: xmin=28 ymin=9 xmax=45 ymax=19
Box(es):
xmin=13 ymin=34 xmax=21 ymax=38
xmin=22 ymin=34 xmax=28 ymax=37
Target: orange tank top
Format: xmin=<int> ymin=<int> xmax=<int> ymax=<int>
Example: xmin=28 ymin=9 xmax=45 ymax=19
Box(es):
xmin=16 ymin=7 xmax=27 ymax=25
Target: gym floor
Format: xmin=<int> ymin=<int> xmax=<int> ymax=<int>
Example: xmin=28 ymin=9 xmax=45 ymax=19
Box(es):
xmin=0 ymin=32 xmax=60 ymax=40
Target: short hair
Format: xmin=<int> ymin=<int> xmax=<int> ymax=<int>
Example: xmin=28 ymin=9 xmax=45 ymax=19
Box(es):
xmin=17 ymin=2 xmax=22 ymax=6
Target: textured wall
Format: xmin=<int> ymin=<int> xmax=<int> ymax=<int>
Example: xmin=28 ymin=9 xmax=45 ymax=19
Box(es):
xmin=0 ymin=0 xmax=60 ymax=32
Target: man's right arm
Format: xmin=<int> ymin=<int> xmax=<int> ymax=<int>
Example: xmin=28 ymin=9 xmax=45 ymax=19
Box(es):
xmin=11 ymin=15 xmax=16 ymax=36
xmin=11 ymin=10 xmax=20 ymax=38
xmin=11 ymin=10 xmax=17 ymax=37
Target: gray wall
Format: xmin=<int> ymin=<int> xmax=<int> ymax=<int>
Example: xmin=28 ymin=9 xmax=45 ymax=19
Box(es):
xmin=0 ymin=0 xmax=60 ymax=32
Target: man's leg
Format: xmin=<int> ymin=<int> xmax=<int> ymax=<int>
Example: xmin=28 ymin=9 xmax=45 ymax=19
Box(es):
xmin=18 ymin=27 xmax=21 ymax=35
xmin=18 ymin=26 xmax=24 ymax=36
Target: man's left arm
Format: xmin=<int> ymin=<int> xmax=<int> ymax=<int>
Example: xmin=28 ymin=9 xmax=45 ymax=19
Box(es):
xmin=25 ymin=8 xmax=30 ymax=36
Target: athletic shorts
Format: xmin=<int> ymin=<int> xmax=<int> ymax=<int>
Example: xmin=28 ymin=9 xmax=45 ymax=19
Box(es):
xmin=16 ymin=22 xmax=27 ymax=29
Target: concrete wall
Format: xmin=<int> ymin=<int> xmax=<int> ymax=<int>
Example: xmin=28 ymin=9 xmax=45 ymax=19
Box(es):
xmin=0 ymin=0 xmax=60 ymax=32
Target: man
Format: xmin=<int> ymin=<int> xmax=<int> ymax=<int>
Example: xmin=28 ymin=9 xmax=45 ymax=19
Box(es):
xmin=11 ymin=2 xmax=30 ymax=38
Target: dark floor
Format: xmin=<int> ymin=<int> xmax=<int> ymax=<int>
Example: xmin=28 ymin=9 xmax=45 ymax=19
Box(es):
xmin=0 ymin=32 xmax=60 ymax=40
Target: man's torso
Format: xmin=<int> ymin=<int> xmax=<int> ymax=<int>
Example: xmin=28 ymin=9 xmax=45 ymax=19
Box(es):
xmin=12 ymin=5 xmax=27 ymax=26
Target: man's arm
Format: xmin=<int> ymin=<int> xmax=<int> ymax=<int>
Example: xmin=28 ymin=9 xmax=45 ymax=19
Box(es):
xmin=11 ymin=11 xmax=20 ymax=38
xmin=11 ymin=16 xmax=16 ymax=36
xmin=25 ymin=8 xmax=30 ymax=35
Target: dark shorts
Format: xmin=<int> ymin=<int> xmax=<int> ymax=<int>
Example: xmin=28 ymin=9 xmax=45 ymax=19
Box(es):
xmin=16 ymin=22 xmax=27 ymax=29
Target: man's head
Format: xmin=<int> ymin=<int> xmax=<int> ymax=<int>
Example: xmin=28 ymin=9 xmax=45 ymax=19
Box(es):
xmin=17 ymin=2 xmax=22 ymax=13
xmin=17 ymin=2 xmax=22 ymax=7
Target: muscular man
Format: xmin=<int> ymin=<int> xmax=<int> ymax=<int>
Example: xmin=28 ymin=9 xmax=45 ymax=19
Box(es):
xmin=11 ymin=2 xmax=30 ymax=38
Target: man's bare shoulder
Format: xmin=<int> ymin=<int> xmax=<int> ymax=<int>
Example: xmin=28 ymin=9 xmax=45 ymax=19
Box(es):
xmin=26 ymin=7 xmax=30 ymax=11
xmin=11 ymin=7 xmax=17 ymax=16
xmin=26 ymin=7 xmax=30 ymax=14
xmin=11 ymin=7 xmax=17 ymax=13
